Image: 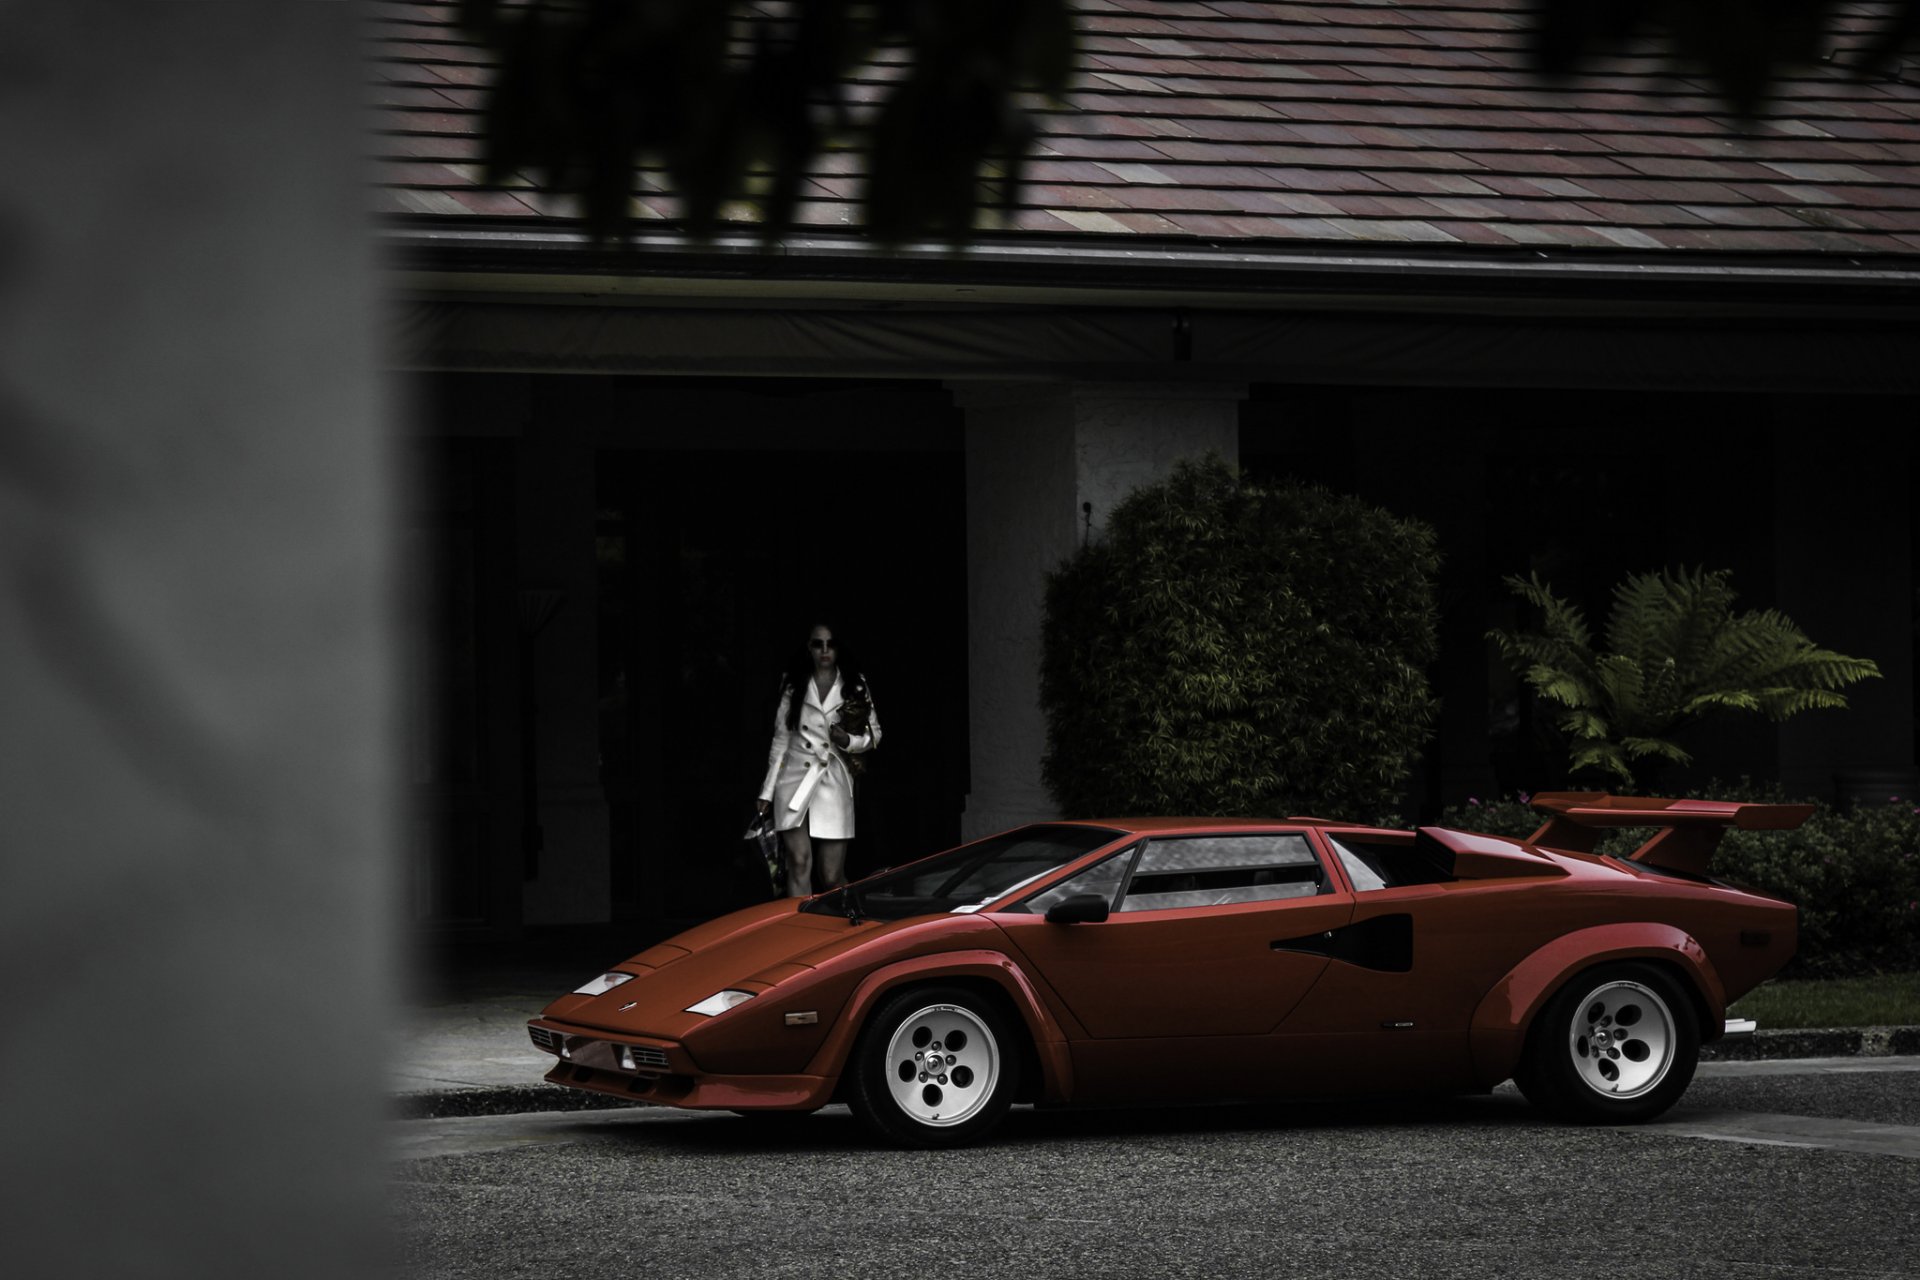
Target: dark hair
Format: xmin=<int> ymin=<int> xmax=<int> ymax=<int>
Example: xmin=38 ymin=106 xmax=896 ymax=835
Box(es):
xmin=781 ymin=624 xmax=864 ymax=731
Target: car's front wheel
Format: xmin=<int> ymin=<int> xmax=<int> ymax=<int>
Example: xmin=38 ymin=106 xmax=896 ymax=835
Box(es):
xmin=1516 ymin=962 xmax=1699 ymax=1124
xmin=845 ymin=985 xmax=1019 ymax=1147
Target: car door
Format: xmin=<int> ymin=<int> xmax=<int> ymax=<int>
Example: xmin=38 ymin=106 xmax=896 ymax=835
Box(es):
xmin=1275 ymin=828 xmax=1547 ymax=1092
xmin=992 ymin=832 xmax=1353 ymax=1041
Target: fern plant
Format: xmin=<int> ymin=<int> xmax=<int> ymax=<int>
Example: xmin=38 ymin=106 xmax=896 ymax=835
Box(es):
xmin=1488 ymin=568 xmax=1881 ymax=788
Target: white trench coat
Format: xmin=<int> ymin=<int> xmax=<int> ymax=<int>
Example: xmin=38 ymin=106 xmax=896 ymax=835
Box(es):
xmin=757 ymin=671 xmax=880 ymax=839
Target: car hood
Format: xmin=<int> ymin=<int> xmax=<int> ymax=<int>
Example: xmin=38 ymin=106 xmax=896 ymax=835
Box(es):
xmin=541 ymin=900 xmax=923 ymax=1037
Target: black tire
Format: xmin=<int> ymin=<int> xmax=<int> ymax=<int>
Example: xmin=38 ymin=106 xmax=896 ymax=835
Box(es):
xmin=844 ymin=985 xmax=1021 ymax=1148
xmin=1515 ymin=962 xmax=1700 ymax=1124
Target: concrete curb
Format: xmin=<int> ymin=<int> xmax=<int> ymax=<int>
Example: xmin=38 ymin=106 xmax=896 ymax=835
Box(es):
xmin=394 ymin=1085 xmax=641 ymax=1120
xmin=1700 ymin=1024 xmax=1920 ymax=1061
xmin=396 ymin=1025 xmax=1920 ymax=1120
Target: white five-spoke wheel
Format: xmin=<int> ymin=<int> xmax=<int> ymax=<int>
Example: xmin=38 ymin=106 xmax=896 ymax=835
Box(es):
xmin=883 ymin=1003 xmax=1000 ymax=1127
xmin=1565 ymin=977 xmax=1675 ymax=1100
xmin=847 ymin=986 xmax=1020 ymax=1147
xmin=1515 ymin=961 xmax=1700 ymax=1124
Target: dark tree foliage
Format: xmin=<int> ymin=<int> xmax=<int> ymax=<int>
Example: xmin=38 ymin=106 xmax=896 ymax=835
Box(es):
xmin=1534 ymin=0 xmax=1920 ymax=117
xmin=1040 ymin=457 xmax=1440 ymax=823
xmin=456 ymin=0 xmax=1075 ymax=242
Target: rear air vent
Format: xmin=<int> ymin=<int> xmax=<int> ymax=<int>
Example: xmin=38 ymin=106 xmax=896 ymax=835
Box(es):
xmin=528 ymin=1026 xmax=561 ymax=1051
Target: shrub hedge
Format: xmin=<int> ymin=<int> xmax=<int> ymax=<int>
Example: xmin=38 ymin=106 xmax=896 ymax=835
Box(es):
xmin=1040 ymin=456 xmax=1439 ymax=822
xmin=1438 ymin=786 xmax=1920 ymax=978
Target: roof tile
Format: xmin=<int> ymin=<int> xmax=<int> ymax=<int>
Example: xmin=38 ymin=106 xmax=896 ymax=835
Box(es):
xmin=1051 ymin=209 xmax=1137 ymax=233
xmin=1092 ymin=162 xmax=1180 ymax=184
xmin=1110 ymin=210 xmax=1188 ymax=233
xmin=1760 ymin=160 xmax=1883 ymax=183
xmin=370 ymin=0 xmax=1920 ymax=258
xmin=1589 ymin=225 xmax=1668 ymax=249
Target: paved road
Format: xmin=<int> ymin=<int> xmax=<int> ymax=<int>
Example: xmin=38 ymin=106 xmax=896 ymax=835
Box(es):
xmin=394 ymin=1058 xmax=1920 ymax=1280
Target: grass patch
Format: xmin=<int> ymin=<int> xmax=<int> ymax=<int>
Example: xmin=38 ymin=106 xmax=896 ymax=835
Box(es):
xmin=1729 ymin=972 xmax=1920 ymax=1028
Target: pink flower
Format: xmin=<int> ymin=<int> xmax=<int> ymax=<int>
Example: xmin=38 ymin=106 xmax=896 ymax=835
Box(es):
xmin=1519 ymin=792 xmax=1533 ymax=804
xmin=1467 ymin=797 xmax=1481 ymax=806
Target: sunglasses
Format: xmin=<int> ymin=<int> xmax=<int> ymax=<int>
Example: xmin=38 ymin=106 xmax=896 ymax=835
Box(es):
xmin=808 ymin=639 xmax=836 ymax=651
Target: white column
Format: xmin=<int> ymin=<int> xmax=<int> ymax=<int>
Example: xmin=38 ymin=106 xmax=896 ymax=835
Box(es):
xmin=953 ymin=383 xmax=1243 ymax=839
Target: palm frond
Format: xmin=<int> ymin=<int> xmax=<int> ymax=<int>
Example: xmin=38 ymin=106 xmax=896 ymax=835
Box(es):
xmin=1605 ymin=570 xmax=1673 ymax=665
xmin=1594 ymin=653 xmax=1648 ymax=731
xmin=1668 ymin=567 xmax=1741 ymax=681
xmin=1556 ymin=708 xmax=1610 ymax=739
xmin=1569 ymin=740 xmax=1633 ymax=784
xmin=1619 ymin=736 xmax=1692 ymax=766
xmin=1751 ymin=687 xmax=1856 ymax=718
xmin=1501 ymin=572 xmax=1592 ymax=651
xmin=1530 ymin=670 xmax=1597 ymax=709
xmin=1683 ymin=689 xmax=1763 ymax=715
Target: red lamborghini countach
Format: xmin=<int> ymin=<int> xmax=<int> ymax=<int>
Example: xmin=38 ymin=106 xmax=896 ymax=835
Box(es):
xmin=527 ymin=793 xmax=1805 ymax=1146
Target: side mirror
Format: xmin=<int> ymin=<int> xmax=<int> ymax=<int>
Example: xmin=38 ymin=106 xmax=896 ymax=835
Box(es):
xmin=1045 ymin=893 xmax=1110 ymax=925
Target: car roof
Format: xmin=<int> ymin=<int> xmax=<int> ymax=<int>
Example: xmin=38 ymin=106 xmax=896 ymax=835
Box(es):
xmin=1065 ymin=816 xmax=1404 ymax=836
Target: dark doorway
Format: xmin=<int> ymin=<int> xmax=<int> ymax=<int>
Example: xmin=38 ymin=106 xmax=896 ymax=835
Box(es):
xmin=597 ymin=414 xmax=969 ymax=929
xmin=407 ymin=437 xmax=523 ymax=934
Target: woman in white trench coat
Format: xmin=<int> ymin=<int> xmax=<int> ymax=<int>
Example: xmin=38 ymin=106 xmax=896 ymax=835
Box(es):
xmin=756 ymin=623 xmax=881 ymax=896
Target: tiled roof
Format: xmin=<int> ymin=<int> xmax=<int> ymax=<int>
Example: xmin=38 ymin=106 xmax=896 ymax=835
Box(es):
xmin=371 ymin=0 xmax=1920 ymax=256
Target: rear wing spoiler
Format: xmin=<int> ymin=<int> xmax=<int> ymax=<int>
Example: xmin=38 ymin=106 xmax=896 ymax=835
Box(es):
xmin=1527 ymin=792 xmax=1813 ymax=877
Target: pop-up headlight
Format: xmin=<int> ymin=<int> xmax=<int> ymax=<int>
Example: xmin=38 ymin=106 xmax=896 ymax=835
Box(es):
xmin=685 ymin=990 xmax=755 ymax=1016
xmin=572 ymin=971 xmax=636 ymax=997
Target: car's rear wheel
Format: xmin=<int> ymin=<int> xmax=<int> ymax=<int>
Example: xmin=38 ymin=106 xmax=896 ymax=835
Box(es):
xmin=845 ymin=985 xmax=1019 ymax=1148
xmin=1516 ymin=962 xmax=1699 ymax=1124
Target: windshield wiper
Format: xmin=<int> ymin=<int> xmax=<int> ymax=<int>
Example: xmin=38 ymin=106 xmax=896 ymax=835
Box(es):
xmin=844 ymin=867 xmax=891 ymax=925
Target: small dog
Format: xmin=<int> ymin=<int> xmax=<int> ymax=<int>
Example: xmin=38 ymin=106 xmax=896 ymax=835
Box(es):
xmin=836 ymin=684 xmax=872 ymax=774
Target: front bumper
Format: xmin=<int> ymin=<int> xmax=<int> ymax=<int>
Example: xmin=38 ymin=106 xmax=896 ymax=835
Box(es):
xmin=527 ymin=1017 xmax=835 ymax=1112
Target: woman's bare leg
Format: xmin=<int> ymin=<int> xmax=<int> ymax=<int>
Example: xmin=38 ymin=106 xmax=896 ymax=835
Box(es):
xmin=781 ymin=827 xmax=813 ymax=898
xmin=815 ymin=839 xmax=849 ymax=890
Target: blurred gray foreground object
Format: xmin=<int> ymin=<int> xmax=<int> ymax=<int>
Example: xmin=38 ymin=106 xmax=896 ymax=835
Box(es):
xmin=0 ymin=3 xmax=394 ymax=1277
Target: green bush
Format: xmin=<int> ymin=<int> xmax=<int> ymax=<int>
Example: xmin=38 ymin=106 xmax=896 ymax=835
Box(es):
xmin=1040 ymin=456 xmax=1439 ymax=821
xmin=1439 ymin=786 xmax=1920 ymax=978
xmin=1435 ymin=794 xmax=1544 ymax=841
xmin=1717 ymin=799 xmax=1920 ymax=978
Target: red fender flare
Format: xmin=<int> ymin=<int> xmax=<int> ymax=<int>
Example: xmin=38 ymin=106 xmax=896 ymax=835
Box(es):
xmin=1467 ymin=923 xmax=1726 ymax=1088
xmin=801 ymin=950 xmax=1074 ymax=1102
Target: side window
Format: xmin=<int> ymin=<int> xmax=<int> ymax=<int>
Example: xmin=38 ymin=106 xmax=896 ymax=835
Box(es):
xmin=1327 ymin=835 xmax=1454 ymax=891
xmin=1117 ymin=835 xmax=1325 ymax=912
xmin=1018 ymin=846 xmax=1136 ymax=915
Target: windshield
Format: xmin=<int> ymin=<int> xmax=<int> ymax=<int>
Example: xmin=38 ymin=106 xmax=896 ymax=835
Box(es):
xmin=803 ymin=825 xmax=1123 ymax=922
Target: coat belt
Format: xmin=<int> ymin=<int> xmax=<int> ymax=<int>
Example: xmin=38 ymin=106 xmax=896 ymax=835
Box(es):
xmin=787 ymin=745 xmax=836 ymax=812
